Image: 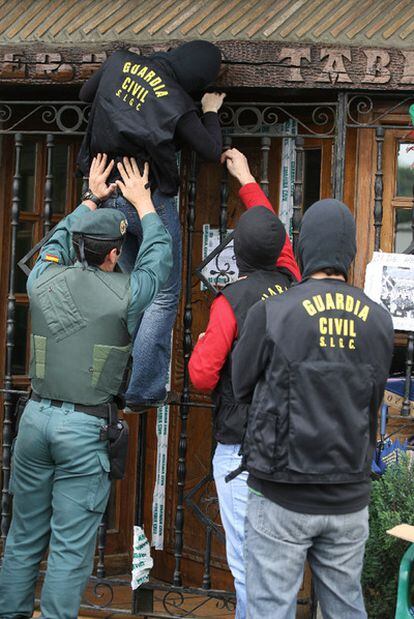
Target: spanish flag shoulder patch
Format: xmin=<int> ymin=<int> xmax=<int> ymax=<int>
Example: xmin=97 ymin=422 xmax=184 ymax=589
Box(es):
xmin=45 ymin=254 xmax=59 ymax=263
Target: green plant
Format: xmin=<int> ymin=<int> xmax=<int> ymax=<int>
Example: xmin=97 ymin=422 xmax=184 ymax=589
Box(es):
xmin=363 ymin=454 xmax=414 ymax=618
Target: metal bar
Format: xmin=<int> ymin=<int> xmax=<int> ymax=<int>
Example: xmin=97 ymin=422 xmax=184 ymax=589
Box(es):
xmin=401 ymin=333 xmax=414 ymax=417
xmin=0 ymin=131 xmax=88 ymax=136
xmin=202 ymin=526 xmax=212 ymax=590
xmin=374 ymin=126 xmax=385 ymax=251
xmin=96 ymin=510 xmax=107 ymax=579
xmin=259 ymin=136 xmax=271 ymax=197
xmin=173 ymin=152 xmax=197 ymax=587
xmin=82 ymin=176 xmax=89 ymax=196
xmin=1 ymin=133 xmax=23 ymax=553
xmin=292 ymin=136 xmax=304 ymax=255
xmin=219 ymin=137 xmax=232 ymax=242
xmin=43 ymin=134 xmax=54 ymax=235
xmin=0 ymin=99 xmax=339 ymax=107
xmin=136 ymin=412 xmax=148 ymax=526
xmin=0 ymin=388 xmax=29 ymax=396
xmin=334 ymin=92 xmax=347 ymax=201
xmin=0 ymin=100 xmax=338 ymax=139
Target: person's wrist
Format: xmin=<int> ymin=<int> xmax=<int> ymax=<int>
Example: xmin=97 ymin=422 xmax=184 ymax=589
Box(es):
xmin=82 ymin=187 xmax=102 ymax=206
xmin=131 ymin=195 xmax=154 ymax=214
xmin=91 ymin=186 xmax=108 ymax=200
xmin=202 ymin=107 xmax=218 ymax=114
xmin=139 ymin=207 xmax=156 ymax=218
xmin=239 ymin=174 xmax=256 ymax=186
xmin=83 ymin=199 xmax=98 ymax=211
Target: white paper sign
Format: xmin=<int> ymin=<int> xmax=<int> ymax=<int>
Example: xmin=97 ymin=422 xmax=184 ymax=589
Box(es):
xmin=131 ymin=525 xmax=153 ymax=589
xmin=151 ymin=401 xmax=169 ymax=550
xmin=364 ymin=252 xmax=414 ymax=331
xmin=201 ymin=225 xmax=237 ymax=290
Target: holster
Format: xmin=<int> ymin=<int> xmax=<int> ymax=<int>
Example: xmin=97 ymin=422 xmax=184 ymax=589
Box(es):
xmin=101 ymin=403 xmax=130 ymax=480
xmin=15 ymin=393 xmax=30 ymax=435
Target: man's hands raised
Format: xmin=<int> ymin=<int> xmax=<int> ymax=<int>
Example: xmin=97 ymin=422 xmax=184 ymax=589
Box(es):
xmin=116 ymin=158 xmax=155 ymax=219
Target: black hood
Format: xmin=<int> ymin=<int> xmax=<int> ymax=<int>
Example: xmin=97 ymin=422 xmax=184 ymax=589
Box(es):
xmin=298 ymin=199 xmax=356 ymax=279
xmin=234 ymin=206 xmax=286 ymax=276
xmin=152 ymin=40 xmax=221 ymax=93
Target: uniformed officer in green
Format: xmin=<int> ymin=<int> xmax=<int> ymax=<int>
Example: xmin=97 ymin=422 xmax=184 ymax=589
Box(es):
xmin=0 ymin=154 xmax=172 ymax=619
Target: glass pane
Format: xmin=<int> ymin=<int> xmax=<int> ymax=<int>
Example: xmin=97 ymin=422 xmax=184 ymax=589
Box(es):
xmin=396 ymin=143 xmax=414 ymax=197
xmin=52 ymin=143 xmax=69 ymax=214
xmin=20 ymin=142 xmax=37 ymax=212
xmin=303 ymin=149 xmax=321 ymax=211
xmin=12 ymin=304 xmax=29 ymax=375
xmin=15 ymin=221 xmax=35 ymax=294
xmin=395 ymin=208 xmax=413 ymax=253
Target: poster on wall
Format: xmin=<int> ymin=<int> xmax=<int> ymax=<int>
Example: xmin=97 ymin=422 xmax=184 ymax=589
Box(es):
xmin=364 ymin=252 xmax=414 ymax=331
xmin=200 ymin=225 xmax=237 ymax=291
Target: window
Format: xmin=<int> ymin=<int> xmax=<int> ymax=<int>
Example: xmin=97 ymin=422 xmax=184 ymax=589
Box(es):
xmin=393 ymin=141 xmax=414 ymax=252
xmin=303 ymin=148 xmax=322 ymax=211
xmin=396 ymin=142 xmax=414 ymax=198
xmin=8 ymin=137 xmax=82 ymax=377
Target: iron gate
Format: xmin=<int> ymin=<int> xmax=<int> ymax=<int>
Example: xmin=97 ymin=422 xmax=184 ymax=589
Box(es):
xmin=0 ymin=92 xmax=413 ymax=618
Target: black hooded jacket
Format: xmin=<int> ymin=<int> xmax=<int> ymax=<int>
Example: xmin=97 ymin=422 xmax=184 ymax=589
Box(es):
xmin=232 ymin=199 xmax=394 ymax=512
xmin=213 ymin=206 xmax=293 ymax=444
xmin=77 ymin=41 xmax=222 ymax=195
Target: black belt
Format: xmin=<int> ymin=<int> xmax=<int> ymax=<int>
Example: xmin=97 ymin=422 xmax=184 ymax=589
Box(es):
xmin=30 ymin=392 xmax=111 ymax=419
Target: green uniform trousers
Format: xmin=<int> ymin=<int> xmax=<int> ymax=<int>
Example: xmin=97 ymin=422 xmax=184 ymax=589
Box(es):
xmin=0 ymin=399 xmax=111 ymax=619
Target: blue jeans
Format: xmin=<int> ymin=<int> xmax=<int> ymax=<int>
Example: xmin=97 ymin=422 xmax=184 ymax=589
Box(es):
xmin=103 ymin=189 xmax=181 ymax=402
xmin=245 ymin=493 xmax=369 ymax=619
xmin=0 ymin=399 xmax=111 ymax=619
xmin=213 ymin=443 xmax=248 ymax=619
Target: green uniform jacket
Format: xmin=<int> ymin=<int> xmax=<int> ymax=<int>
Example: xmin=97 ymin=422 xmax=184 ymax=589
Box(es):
xmin=27 ymin=204 xmax=172 ymax=405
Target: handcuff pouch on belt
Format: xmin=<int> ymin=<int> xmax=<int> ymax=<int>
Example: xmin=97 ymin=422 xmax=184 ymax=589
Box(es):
xmin=100 ymin=402 xmax=129 ymax=480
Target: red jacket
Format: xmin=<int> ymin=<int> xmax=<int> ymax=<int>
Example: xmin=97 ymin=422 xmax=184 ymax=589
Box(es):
xmin=189 ymin=183 xmax=301 ymax=391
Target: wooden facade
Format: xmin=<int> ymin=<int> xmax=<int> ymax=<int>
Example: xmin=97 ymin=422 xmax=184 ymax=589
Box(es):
xmin=1 ymin=2 xmax=414 ymax=617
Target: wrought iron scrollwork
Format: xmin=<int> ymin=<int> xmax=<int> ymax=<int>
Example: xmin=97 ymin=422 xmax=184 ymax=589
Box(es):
xmin=162 ymin=590 xmax=235 ymax=617
xmin=219 ymin=102 xmax=336 ymax=137
xmin=208 ymin=249 xmax=236 ymax=290
xmin=346 ymin=94 xmax=374 ymax=126
xmin=84 ymin=580 xmax=115 ymax=610
xmin=0 ymin=103 xmax=12 ymax=123
xmin=0 ymin=101 xmax=91 ymax=134
xmin=346 ymin=93 xmax=414 ymax=128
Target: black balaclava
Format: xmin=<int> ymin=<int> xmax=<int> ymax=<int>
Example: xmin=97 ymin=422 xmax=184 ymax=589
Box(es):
xmin=234 ymin=206 xmax=286 ymax=276
xmin=298 ymin=198 xmax=356 ymax=279
xmin=152 ymin=40 xmax=221 ymax=93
